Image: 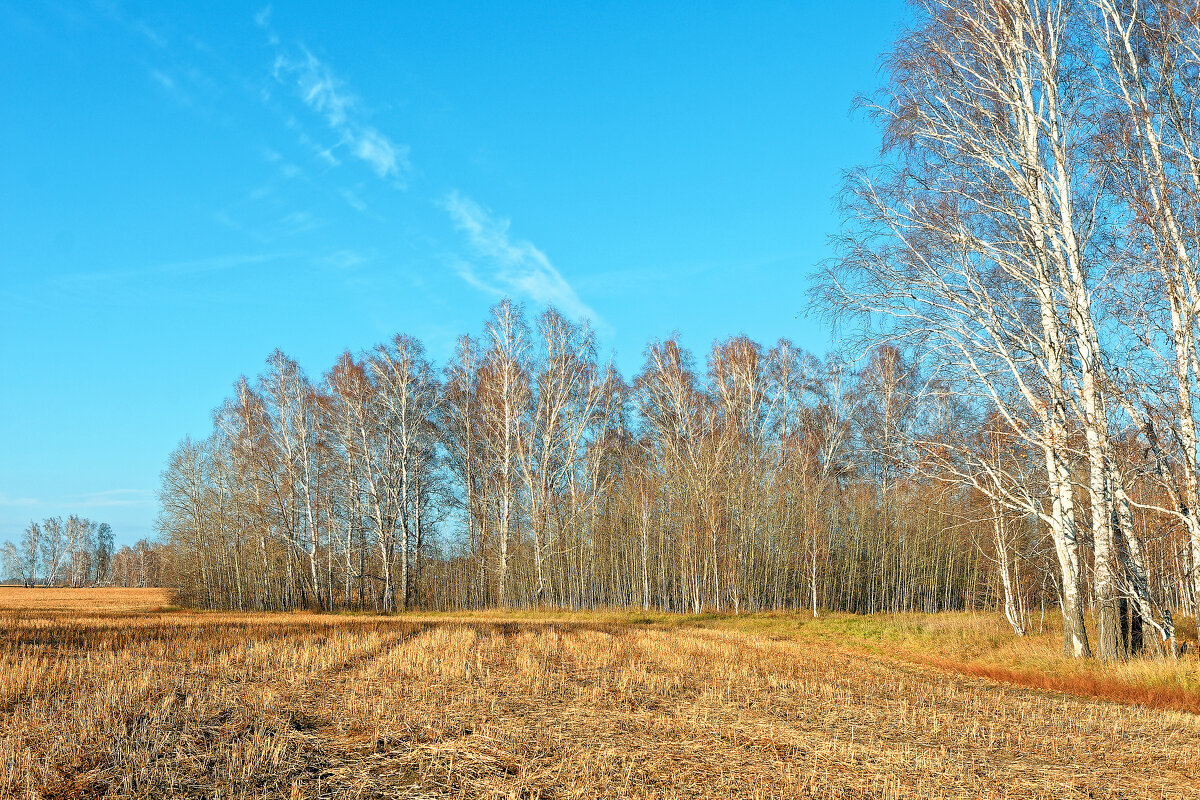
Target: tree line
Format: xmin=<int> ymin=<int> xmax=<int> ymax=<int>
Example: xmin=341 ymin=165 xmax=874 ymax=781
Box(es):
xmin=158 ymin=310 xmax=992 ymax=617
xmin=0 ymin=517 xmax=163 ymax=588
xmin=158 ymin=299 xmax=1188 ymax=650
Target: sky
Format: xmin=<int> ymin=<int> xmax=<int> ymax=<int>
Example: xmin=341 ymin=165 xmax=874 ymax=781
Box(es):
xmin=0 ymin=1 xmax=910 ymax=546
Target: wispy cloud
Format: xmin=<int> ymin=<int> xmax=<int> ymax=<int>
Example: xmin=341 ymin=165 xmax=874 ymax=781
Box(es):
xmin=261 ymin=148 xmax=304 ymax=180
xmin=149 ymin=69 xmax=176 ymax=92
xmin=443 ymin=191 xmax=602 ymax=327
xmin=74 ymin=490 xmax=156 ymax=509
xmin=212 ymin=177 xmax=328 ymax=242
xmin=254 ymin=5 xmax=275 ymax=40
xmin=318 ymin=249 xmax=372 ymax=270
xmin=51 ymin=252 xmax=291 ymax=288
xmin=351 ymin=127 xmax=403 ymax=179
xmin=338 ymin=187 xmax=367 ymax=212
xmin=0 ymin=489 xmax=154 ymax=511
xmin=277 ymin=210 xmax=325 ymax=236
xmin=258 ymin=10 xmax=409 ymax=185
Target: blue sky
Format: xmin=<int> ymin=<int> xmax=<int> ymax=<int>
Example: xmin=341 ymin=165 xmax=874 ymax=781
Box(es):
xmin=0 ymin=1 xmax=908 ymax=545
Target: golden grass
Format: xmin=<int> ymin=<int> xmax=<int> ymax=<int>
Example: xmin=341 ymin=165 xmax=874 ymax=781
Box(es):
xmin=1 ymin=591 xmax=1198 ymax=798
xmin=0 ymin=587 xmax=172 ymax=614
xmin=725 ymin=610 xmax=1200 ymax=714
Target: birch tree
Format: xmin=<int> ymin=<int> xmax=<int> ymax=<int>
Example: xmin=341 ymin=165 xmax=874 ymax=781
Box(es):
xmin=1095 ymin=0 xmax=1200 ymax=652
xmin=818 ymin=0 xmax=1100 ymax=655
xmin=369 ymin=334 xmax=440 ymax=610
xmin=480 ymin=300 xmax=531 ymax=607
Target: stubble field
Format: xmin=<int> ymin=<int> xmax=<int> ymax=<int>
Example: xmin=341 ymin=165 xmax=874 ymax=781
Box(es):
xmin=1 ymin=589 xmax=1198 ymax=799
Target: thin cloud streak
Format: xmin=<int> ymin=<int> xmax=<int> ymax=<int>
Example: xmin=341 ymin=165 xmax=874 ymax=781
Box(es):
xmin=0 ymin=493 xmax=39 ymax=508
xmin=251 ymin=9 xmax=603 ymax=336
xmin=0 ymin=490 xmax=154 ymax=511
xmin=259 ymin=9 xmax=409 ymax=185
xmin=75 ymin=490 xmax=156 ymax=509
xmin=443 ymin=191 xmax=604 ymax=329
xmin=48 ymin=252 xmax=293 ymax=288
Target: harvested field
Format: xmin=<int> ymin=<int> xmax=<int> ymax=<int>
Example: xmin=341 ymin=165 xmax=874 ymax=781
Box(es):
xmin=1 ymin=590 xmax=1198 ymax=798
xmin=0 ymin=587 xmax=171 ymax=614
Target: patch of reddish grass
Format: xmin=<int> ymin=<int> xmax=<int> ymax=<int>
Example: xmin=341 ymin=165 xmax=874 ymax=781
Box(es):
xmin=898 ymin=650 xmax=1200 ymax=714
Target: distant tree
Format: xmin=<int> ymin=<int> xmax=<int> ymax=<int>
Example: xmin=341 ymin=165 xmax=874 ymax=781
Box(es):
xmin=95 ymin=523 xmax=114 ymax=585
xmin=1 ymin=541 xmax=27 ymax=586
xmin=40 ymin=517 xmax=69 ymax=587
xmin=19 ymin=522 xmax=41 ymax=586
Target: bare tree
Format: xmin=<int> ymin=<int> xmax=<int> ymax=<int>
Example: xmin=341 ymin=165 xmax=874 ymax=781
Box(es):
xmin=369 ymin=334 xmax=440 ymax=610
xmin=817 ymin=0 xmax=1106 ymax=655
xmin=479 ymin=300 xmax=531 ymax=607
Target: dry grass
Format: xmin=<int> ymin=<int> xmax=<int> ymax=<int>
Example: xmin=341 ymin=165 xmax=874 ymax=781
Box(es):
xmin=719 ymin=610 xmax=1200 ymax=714
xmin=0 ymin=587 xmax=171 ymax=614
xmin=1 ymin=592 xmax=1198 ymax=798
